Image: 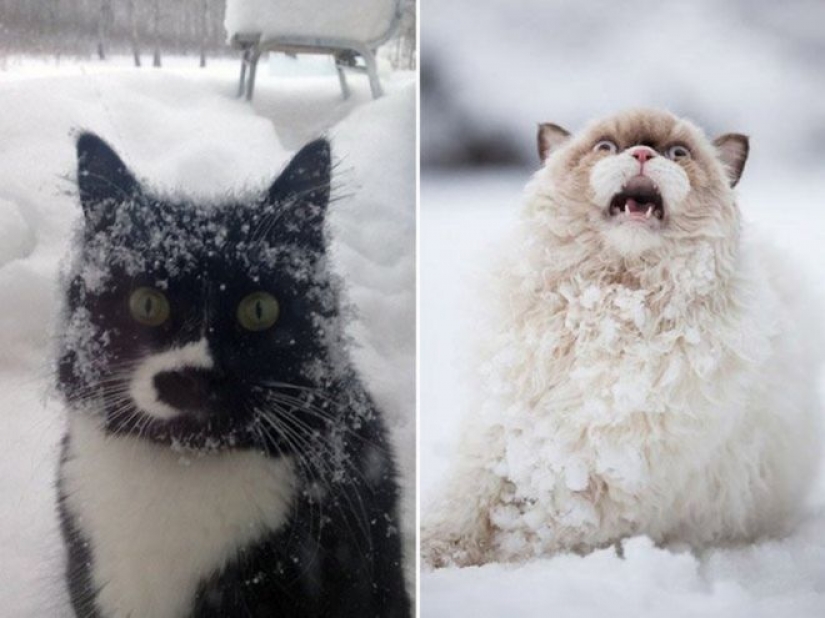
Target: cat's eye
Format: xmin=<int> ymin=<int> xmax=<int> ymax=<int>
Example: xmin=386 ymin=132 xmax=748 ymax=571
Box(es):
xmin=666 ymin=144 xmax=691 ymax=160
xmin=593 ymin=139 xmax=618 ymax=154
xmin=237 ymin=292 xmax=280 ymax=331
xmin=129 ymin=287 xmax=170 ymax=327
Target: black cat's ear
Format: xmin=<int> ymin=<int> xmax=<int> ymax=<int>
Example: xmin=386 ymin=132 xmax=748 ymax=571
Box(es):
xmin=76 ymin=132 xmax=139 ymax=228
xmin=267 ymin=139 xmax=331 ymax=208
xmin=264 ymin=138 xmax=331 ymax=248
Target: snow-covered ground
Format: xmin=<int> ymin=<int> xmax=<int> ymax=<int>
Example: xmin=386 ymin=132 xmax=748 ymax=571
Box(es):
xmin=420 ymin=169 xmax=825 ymax=617
xmin=0 ymin=54 xmax=414 ymax=616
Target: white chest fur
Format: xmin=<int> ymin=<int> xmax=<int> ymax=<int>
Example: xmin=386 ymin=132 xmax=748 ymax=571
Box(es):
xmin=478 ymin=237 xmax=820 ymax=557
xmin=62 ymin=414 xmax=296 ymax=618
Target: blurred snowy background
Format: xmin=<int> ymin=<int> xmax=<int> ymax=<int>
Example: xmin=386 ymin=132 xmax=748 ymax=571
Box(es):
xmin=0 ymin=2 xmax=415 ymax=616
xmin=422 ymin=0 xmax=824 ymax=172
xmin=421 ymin=1 xmax=825 ymax=616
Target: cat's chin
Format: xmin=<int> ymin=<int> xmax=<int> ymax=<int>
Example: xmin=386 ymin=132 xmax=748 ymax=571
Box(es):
xmin=601 ymin=224 xmax=664 ymax=256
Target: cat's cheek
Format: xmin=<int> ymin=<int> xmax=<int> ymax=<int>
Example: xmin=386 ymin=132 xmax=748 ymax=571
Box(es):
xmin=270 ymin=327 xmax=298 ymax=349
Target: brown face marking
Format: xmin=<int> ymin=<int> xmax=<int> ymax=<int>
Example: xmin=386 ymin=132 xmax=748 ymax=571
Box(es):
xmin=530 ymin=109 xmax=747 ymax=257
xmin=588 ymin=110 xmax=694 ymax=154
xmin=545 ymin=109 xmax=733 ymax=206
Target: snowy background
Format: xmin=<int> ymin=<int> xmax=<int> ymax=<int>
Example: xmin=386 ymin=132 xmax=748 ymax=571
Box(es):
xmin=0 ymin=52 xmax=415 ymax=615
xmin=421 ymin=1 xmax=825 ymax=616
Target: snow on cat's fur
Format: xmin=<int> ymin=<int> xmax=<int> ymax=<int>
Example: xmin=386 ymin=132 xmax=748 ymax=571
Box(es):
xmin=422 ymin=108 xmax=823 ymax=567
xmin=58 ymin=134 xmax=410 ymax=617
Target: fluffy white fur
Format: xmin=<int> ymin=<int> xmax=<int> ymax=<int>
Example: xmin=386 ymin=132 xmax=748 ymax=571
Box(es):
xmin=62 ymin=414 xmax=296 ymax=618
xmin=129 ymin=338 xmax=213 ymax=420
xmin=422 ymin=108 xmax=822 ymax=568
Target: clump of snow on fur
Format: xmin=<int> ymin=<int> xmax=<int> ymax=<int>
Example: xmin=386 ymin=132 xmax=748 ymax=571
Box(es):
xmin=420 ymin=167 xmax=825 ymax=617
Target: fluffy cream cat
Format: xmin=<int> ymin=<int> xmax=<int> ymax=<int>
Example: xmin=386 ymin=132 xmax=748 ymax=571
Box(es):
xmin=422 ymin=108 xmax=822 ymax=568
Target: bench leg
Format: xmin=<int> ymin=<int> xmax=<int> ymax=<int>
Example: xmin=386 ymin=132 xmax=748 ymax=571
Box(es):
xmin=361 ymin=47 xmax=383 ymax=99
xmin=246 ymin=50 xmax=261 ymax=101
xmin=335 ymin=61 xmax=351 ymax=99
xmin=237 ymin=48 xmax=250 ymax=98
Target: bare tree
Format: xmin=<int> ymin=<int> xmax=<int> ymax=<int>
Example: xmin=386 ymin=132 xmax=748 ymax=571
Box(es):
xmin=151 ymin=0 xmax=161 ymax=67
xmin=0 ymin=0 xmax=233 ymax=63
xmin=199 ymin=0 xmax=210 ymax=68
xmin=125 ymin=0 xmax=141 ymax=66
xmin=96 ymin=0 xmax=112 ymax=60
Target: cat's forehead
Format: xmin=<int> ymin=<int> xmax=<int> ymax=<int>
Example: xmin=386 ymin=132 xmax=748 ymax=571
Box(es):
xmin=582 ymin=109 xmax=702 ymax=148
xmin=80 ymin=198 xmax=318 ymax=288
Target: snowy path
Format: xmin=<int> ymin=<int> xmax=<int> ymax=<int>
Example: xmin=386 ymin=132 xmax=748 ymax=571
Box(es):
xmin=0 ymin=56 xmax=415 ymax=616
xmin=420 ymin=170 xmax=825 ymax=618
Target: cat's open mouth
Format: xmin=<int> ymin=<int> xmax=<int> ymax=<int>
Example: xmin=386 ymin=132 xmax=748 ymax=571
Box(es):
xmin=608 ymin=176 xmax=664 ymax=222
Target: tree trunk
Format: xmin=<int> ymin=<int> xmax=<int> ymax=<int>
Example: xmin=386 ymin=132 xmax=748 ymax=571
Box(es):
xmin=127 ymin=0 xmax=141 ymax=67
xmin=199 ymin=0 xmax=209 ymax=68
xmin=152 ymin=0 xmax=161 ymax=68
xmin=97 ymin=0 xmax=113 ymax=61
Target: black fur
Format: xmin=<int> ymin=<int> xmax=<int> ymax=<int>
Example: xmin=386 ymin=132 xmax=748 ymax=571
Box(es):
xmin=57 ymin=133 xmax=410 ymax=617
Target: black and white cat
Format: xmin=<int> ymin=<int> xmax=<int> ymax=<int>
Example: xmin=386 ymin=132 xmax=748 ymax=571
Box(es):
xmin=56 ymin=133 xmax=410 ymax=618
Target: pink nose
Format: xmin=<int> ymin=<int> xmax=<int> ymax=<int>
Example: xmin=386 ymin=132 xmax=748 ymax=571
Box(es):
xmin=631 ymin=148 xmax=656 ymax=164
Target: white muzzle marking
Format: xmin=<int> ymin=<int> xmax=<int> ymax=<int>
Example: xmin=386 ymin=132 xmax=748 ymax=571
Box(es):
xmin=590 ymin=152 xmax=690 ymax=214
xmin=129 ymin=338 xmax=213 ymax=420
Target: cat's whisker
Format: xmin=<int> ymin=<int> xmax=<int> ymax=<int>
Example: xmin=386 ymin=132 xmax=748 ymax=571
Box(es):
xmin=260 ymin=414 xmax=372 ymax=566
xmin=258 ymin=390 xmax=388 ymax=454
xmin=252 ymin=408 xmax=334 ymax=565
xmin=260 ymin=405 xmax=375 ymax=560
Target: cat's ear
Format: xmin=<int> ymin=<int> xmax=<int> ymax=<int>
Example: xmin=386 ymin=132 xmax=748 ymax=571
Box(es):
xmin=76 ymin=132 xmax=139 ymax=228
xmin=264 ymin=138 xmax=331 ymax=248
xmin=266 ymin=138 xmax=331 ymax=208
xmin=538 ymin=123 xmax=571 ymax=162
xmin=713 ymin=133 xmax=749 ymax=187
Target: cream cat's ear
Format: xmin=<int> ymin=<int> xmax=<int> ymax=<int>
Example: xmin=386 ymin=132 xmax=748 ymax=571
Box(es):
xmin=76 ymin=132 xmax=140 ymax=230
xmin=537 ymin=123 xmax=571 ymax=162
xmin=713 ymin=133 xmax=749 ymax=187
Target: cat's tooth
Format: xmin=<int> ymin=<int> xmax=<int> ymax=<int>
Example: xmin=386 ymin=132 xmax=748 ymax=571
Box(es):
xmin=623 ymin=201 xmax=629 ymax=214
xmin=646 ymin=206 xmax=653 ymax=218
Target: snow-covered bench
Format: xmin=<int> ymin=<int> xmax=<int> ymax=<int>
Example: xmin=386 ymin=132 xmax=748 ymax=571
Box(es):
xmin=225 ymin=0 xmax=401 ymax=100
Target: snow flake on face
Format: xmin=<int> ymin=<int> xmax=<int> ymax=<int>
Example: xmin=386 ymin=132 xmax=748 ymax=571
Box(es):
xmin=62 ymin=305 xmax=110 ymax=389
xmin=75 ymin=196 xmax=328 ymax=292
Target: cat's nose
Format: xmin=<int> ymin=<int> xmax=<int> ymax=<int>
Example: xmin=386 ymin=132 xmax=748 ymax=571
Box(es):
xmin=630 ymin=147 xmax=656 ymax=164
xmin=153 ymin=368 xmax=220 ymax=411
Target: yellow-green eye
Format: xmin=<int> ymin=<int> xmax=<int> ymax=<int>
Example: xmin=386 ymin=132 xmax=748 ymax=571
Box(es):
xmin=129 ymin=287 xmax=170 ymax=326
xmin=237 ymin=292 xmax=280 ymax=331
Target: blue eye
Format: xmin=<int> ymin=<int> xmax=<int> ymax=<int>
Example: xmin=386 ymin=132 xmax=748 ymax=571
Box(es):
xmin=666 ymin=144 xmax=691 ymax=160
xmin=593 ymin=140 xmax=618 ymax=154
